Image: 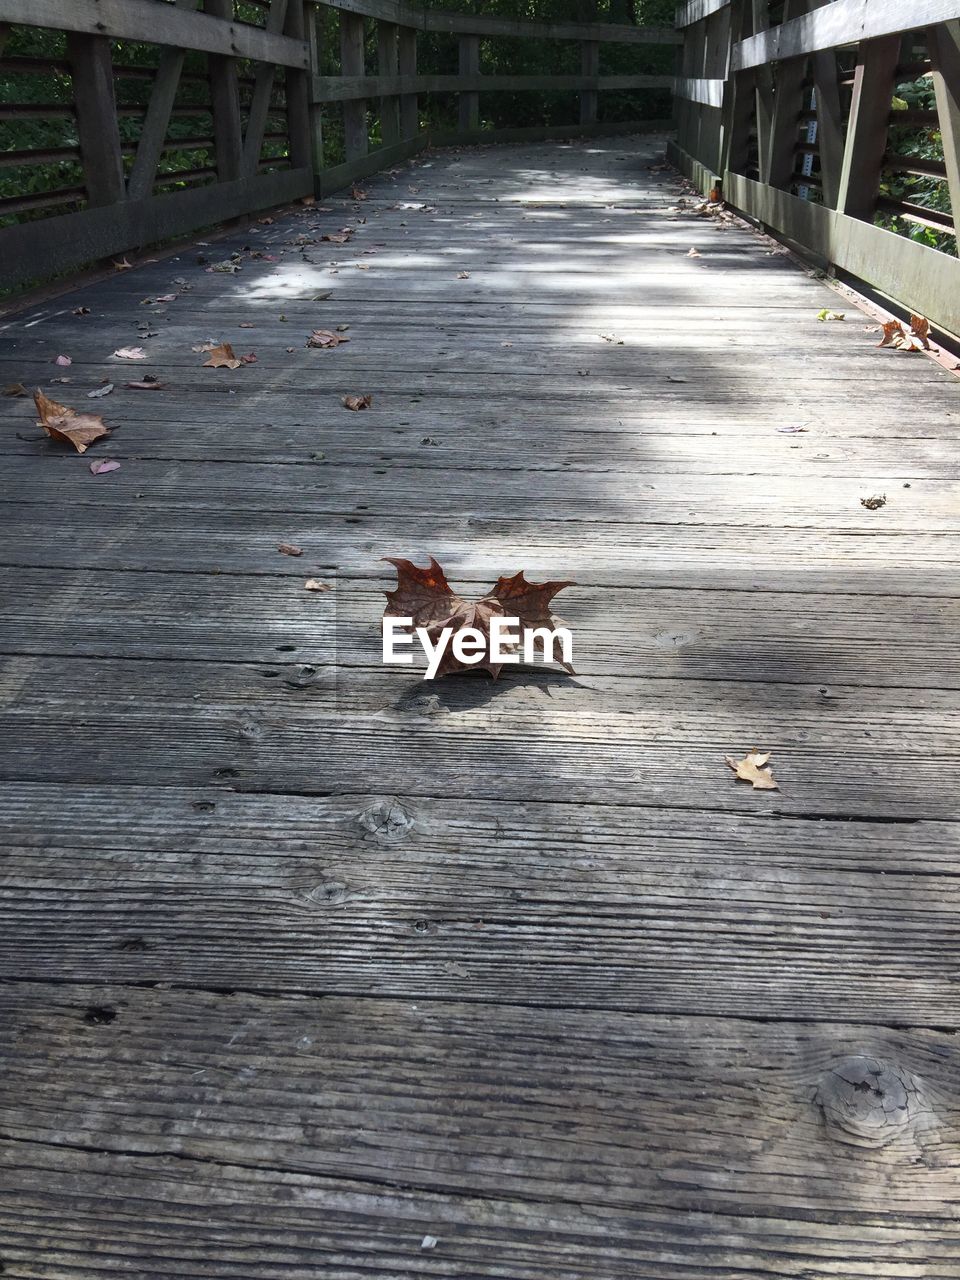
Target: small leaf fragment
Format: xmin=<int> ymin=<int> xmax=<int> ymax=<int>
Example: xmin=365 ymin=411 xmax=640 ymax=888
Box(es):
xmin=860 ymin=493 xmax=886 ymax=510
xmin=816 ymin=308 xmax=845 ymax=321
xmin=304 ymin=578 xmax=332 ymax=591
xmin=89 ymin=458 xmax=120 ymax=475
xmin=457 ymin=270 xmax=470 ymax=279
xmin=725 ymin=749 xmax=779 ymax=791
xmin=4 ymin=383 xmax=27 ymax=397
xmin=342 ymin=393 xmax=372 ymax=411
xmin=55 ymin=354 xmax=72 ymax=366
xmin=73 ymin=306 xmax=91 ymax=316
xmin=87 ymin=383 xmax=114 ymax=398
xmin=113 ymin=346 xmax=147 ymax=360
xmin=113 ymin=257 xmax=133 ymax=271
xmin=278 ymin=543 xmax=303 ymax=556
xmin=34 ymin=388 xmax=110 ymax=454
xmin=124 ymin=378 xmax=163 ymax=390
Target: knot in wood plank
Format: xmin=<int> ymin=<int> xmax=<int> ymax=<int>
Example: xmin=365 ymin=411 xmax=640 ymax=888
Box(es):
xmin=357 ymin=796 xmax=414 ymax=843
xmin=815 ymin=1055 xmax=928 ymax=1148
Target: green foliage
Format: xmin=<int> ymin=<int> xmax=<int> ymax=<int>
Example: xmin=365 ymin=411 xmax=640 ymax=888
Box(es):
xmin=877 ymin=75 xmax=956 ymax=257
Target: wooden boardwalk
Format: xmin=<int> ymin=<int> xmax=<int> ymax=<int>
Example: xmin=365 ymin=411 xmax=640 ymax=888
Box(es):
xmin=1 ymin=134 xmax=960 ymax=1278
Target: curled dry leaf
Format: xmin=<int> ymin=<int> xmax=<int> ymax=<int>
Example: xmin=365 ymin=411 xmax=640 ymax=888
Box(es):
xmin=876 ymin=317 xmax=929 ymax=351
xmin=725 ymin=749 xmax=779 ymax=791
xmin=113 ymin=257 xmax=133 ymax=271
xmin=89 ymin=458 xmax=120 ymax=475
xmin=383 ymin=556 xmax=576 ymax=680
xmin=686 ymin=247 xmax=701 ymax=257
xmin=304 ymin=578 xmax=332 ymax=591
xmin=202 ymin=342 xmax=242 ymax=369
xmin=322 ymin=231 xmax=352 ymax=244
xmin=238 ymin=322 xmax=255 ymax=329
xmin=456 ymin=271 xmax=470 ymax=279
xmin=55 ymin=354 xmax=72 ymax=366
xmin=278 ymin=542 xmax=303 ymax=556
xmin=4 ymin=383 xmax=27 ymax=397
xmin=350 ymin=185 xmax=368 ymax=201
xmin=910 ymin=314 xmax=931 ymax=348
xmin=125 ymin=379 xmax=163 ymax=390
xmin=307 ymin=329 xmax=349 ymax=348
xmin=342 ymin=394 xmax=372 ymax=410
xmin=239 ymin=352 xmax=258 ymax=365
xmin=73 ymin=306 xmax=90 ymax=316
xmin=154 ymin=293 xmax=179 ymax=303
xmin=34 ymin=388 xmax=110 ymax=454
xmin=87 ymin=383 xmax=114 ymax=398
xmin=816 ymin=308 xmax=845 ymax=321
xmin=113 ymin=346 xmax=147 ymax=360
xmin=861 ymin=493 xmax=886 ymax=510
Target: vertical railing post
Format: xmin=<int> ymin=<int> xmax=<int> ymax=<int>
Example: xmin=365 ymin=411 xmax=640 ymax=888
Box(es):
xmin=398 ymin=25 xmax=419 ymax=140
xmin=378 ymin=20 xmax=401 ymax=148
xmin=458 ymin=34 xmax=480 ymax=133
xmin=285 ymin=1 xmax=313 ymax=173
xmin=66 ymin=32 xmax=125 ymax=206
xmin=340 ymin=10 xmax=368 ymax=161
xmin=836 ymin=35 xmax=901 ymax=219
xmin=306 ymin=1 xmax=326 ymax=179
xmin=927 ymin=20 xmax=960 ymax=239
xmin=580 ymin=40 xmax=598 ymax=126
xmin=206 ymin=0 xmax=243 ymax=182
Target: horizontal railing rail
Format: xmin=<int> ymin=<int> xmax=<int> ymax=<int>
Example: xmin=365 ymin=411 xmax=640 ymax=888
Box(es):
xmin=669 ymin=0 xmax=960 ymax=340
xmin=0 ymin=0 xmax=675 ymax=294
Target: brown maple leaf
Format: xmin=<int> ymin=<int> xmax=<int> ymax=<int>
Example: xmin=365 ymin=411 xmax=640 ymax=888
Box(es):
xmin=34 ymin=388 xmax=111 ymax=453
xmin=203 ymin=342 xmax=242 ymax=369
xmin=383 ymin=557 xmax=575 ymax=680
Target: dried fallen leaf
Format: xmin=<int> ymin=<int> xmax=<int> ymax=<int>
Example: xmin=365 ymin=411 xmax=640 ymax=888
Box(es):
xmin=202 ymin=342 xmax=242 ymax=369
xmin=73 ymin=306 xmax=90 ymax=317
xmin=457 ymin=271 xmax=470 ymax=279
xmin=877 ymin=320 xmax=906 ymax=348
xmin=909 ymin=314 xmax=930 ymax=348
xmin=322 ymin=231 xmax=352 ymax=244
xmin=89 ymin=458 xmax=121 ymax=475
xmin=238 ymin=322 xmax=255 ymax=329
xmin=124 ymin=379 xmax=163 ymax=390
xmin=113 ymin=257 xmax=133 ymax=271
xmin=686 ymin=247 xmax=701 ymax=258
xmin=304 ymin=578 xmax=332 ymax=591
xmin=776 ymin=424 xmax=807 ymax=434
xmin=351 ymin=185 xmax=368 ymax=201
xmin=87 ymin=383 xmax=114 ymax=398
xmin=816 ymin=308 xmax=845 ymax=321
xmin=55 ymin=354 xmax=72 ymax=366
xmin=239 ymin=352 xmax=258 ymax=365
xmin=278 ymin=543 xmax=303 ymax=556
xmin=4 ymin=383 xmax=27 ymax=397
xmin=861 ymin=494 xmax=886 ymax=510
xmin=725 ymin=749 xmax=779 ymax=790
xmin=383 ymin=557 xmax=576 ymax=679
xmin=113 ymin=346 xmax=147 ymax=360
xmin=342 ymin=393 xmax=372 ymax=410
xmin=155 ymin=293 xmax=179 ymax=303
xmin=307 ymin=329 xmax=349 ymax=348
xmin=33 ymin=388 xmax=110 ymax=454
xmin=208 ymin=259 xmax=241 ymax=274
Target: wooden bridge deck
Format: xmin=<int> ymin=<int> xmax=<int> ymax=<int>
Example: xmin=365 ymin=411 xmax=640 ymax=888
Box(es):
xmin=1 ymin=134 xmax=959 ymax=1278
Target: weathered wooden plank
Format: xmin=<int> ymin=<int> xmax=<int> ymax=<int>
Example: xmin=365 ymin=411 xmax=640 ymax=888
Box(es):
xmin=205 ymin=0 xmax=244 ymax=184
xmin=723 ymin=171 xmax=960 ymax=338
xmin=312 ymin=72 xmax=674 ymax=100
xmin=836 ymin=36 xmax=901 ymax=221
xmin=377 ymin=20 xmax=401 ymax=148
xmin=127 ymin=0 xmax=200 ymax=203
xmin=4 ymin=456 xmax=957 ymax=532
xmin=734 ymin=0 xmax=960 ymax=69
xmin=1 ymin=501 xmax=958 ymax=595
xmin=1 ymin=656 xmax=958 ymax=824
xmin=340 ymin=9 xmax=369 ymax=162
xmin=5 ymin=1140 xmax=957 ymax=1280
xmin=0 ymin=167 xmax=312 ymax=292
xmin=3 ymin=981 xmax=960 ymax=1214
xmin=241 ymin=0 xmax=290 ymax=178
xmin=927 ymin=20 xmax=960 ymax=239
xmin=0 ymin=0 xmax=310 ymax=66
xmin=397 ymin=23 xmax=418 ymax=139
xmin=1 ymin=569 xmax=956 ymax=688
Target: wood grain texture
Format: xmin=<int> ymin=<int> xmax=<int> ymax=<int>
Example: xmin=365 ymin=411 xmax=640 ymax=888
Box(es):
xmin=0 ymin=134 xmax=958 ymax=1279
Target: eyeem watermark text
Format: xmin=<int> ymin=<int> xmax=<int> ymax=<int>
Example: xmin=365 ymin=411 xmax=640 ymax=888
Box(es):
xmin=383 ymin=616 xmax=574 ymax=679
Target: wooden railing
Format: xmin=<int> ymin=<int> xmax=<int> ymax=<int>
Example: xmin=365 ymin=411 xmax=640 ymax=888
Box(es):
xmin=669 ymin=0 xmax=960 ymax=340
xmin=0 ymin=0 xmax=677 ymax=293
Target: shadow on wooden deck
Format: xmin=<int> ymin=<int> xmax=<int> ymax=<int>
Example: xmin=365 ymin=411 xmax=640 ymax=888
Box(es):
xmin=0 ymin=134 xmax=959 ymax=1279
